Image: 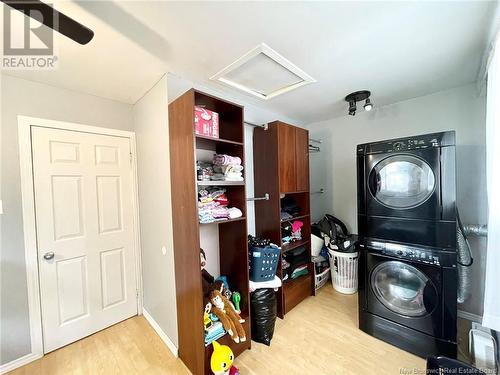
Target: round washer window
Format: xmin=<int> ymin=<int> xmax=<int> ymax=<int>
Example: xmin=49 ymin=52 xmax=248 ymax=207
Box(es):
xmin=369 ymin=155 xmax=435 ymax=209
xmin=371 ymin=261 xmax=437 ymax=317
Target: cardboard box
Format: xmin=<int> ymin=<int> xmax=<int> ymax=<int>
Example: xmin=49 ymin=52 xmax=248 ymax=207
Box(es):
xmin=194 ymin=106 xmax=219 ymax=138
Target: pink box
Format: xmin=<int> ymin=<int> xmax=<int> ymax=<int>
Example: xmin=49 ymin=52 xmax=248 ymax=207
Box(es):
xmin=194 ymin=106 xmax=219 ymax=138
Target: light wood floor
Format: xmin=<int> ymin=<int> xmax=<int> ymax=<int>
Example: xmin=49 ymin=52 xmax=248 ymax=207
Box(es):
xmin=10 ymin=286 xmax=425 ymax=375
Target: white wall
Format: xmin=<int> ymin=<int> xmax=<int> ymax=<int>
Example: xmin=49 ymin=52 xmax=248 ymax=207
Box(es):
xmin=0 ymin=74 xmax=134 ymax=365
xmin=307 ymin=83 xmax=487 ymax=316
xmin=132 ymin=75 xmax=178 ymax=347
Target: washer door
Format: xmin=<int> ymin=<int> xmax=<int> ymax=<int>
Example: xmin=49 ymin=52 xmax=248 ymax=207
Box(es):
xmin=371 ymin=260 xmax=438 ymax=317
xmin=368 ymin=155 xmax=436 ymax=209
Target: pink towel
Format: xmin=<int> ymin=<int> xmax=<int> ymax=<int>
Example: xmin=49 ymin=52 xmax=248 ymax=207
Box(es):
xmin=213 ymin=154 xmax=241 ymax=166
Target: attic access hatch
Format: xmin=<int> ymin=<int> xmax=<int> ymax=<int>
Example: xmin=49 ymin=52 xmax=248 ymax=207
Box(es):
xmin=210 ymin=43 xmax=316 ymax=100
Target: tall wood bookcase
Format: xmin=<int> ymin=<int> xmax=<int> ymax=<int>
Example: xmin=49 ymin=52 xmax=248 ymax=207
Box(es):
xmin=253 ymin=121 xmax=315 ymax=318
xmin=168 ymin=89 xmax=251 ymax=375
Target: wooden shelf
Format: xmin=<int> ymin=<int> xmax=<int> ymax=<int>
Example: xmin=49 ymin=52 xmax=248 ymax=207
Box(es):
xmin=253 ymin=121 xmax=314 ymax=319
xmin=197 ymin=180 xmax=245 ymax=186
xmin=281 ymin=213 xmax=310 ymax=223
xmin=281 ymin=238 xmax=310 ymax=253
xmin=195 ymin=134 xmax=244 ymax=146
xmin=283 ymin=270 xmax=312 ymax=287
xmin=169 ymin=88 xmax=250 ymax=375
xmin=199 ymin=217 xmax=246 ymax=225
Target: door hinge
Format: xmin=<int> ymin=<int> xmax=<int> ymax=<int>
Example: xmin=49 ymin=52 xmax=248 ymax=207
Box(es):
xmin=136 ymin=290 xmax=139 ymax=299
xmin=129 ymin=152 xmax=133 ymax=165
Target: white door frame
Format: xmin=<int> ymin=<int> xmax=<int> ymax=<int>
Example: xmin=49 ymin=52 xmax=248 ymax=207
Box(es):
xmin=17 ymin=115 xmax=143 ymax=360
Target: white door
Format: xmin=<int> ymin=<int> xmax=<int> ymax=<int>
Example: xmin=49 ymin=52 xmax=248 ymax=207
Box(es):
xmin=32 ymin=126 xmax=138 ymax=352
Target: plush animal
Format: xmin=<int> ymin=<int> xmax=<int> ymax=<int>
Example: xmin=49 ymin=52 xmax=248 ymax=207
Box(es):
xmin=201 ymin=248 xmax=217 ymax=297
xmin=209 ymin=286 xmax=246 ymax=343
xmin=210 ymin=341 xmax=239 ymax=375
xmin=201 ymin=249 xmax=231 ymax=299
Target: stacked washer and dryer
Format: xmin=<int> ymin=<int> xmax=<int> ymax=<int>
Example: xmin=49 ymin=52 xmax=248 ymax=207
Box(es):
xmin=356 ymin=131 xmax=458 ymax=358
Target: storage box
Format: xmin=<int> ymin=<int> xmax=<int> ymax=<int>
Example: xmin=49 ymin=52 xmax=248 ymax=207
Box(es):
xmin=194 ymin=106 xmax=219 ymax=138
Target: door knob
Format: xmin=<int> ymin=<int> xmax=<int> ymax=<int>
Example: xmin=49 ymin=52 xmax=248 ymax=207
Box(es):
xmin=43 ymin=252 xmax=55 ymax=260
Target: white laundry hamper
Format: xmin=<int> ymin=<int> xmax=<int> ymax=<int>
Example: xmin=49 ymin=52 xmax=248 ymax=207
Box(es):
xmin=328 ymin=249 xmax=359 ymax=294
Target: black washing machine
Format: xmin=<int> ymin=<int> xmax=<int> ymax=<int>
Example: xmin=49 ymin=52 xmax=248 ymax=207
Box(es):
xmin=358 ymin=239 xmax=457 ymax=358
xmin=357 ymin=131 xmax=456 ymax=249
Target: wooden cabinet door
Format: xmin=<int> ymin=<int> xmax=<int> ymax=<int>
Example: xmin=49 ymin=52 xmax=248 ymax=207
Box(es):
xmin=278 ymin=123 xmax=296 ymax=193
xmin=295 ymin=127 xmax=309 ymax=192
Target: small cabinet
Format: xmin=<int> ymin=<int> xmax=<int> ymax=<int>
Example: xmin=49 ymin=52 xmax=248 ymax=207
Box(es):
xmin=278 ymin=123 xmax=297 ymax=193
xmin=295 ymin=127 xmax=309 ymax=192
xmin=277 ymin=122 xmax=309 ymax=193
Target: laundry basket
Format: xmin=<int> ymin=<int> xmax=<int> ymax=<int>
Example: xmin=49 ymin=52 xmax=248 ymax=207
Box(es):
xmin=249 ymin=245 xmax=280 ymax=282
xmin=329 ymin=249 xmax=359 ymax=294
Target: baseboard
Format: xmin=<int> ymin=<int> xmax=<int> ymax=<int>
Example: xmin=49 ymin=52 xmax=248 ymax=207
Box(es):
xmin=458 ymin=309 xmax=483 ymax=324
xmin=142 ymin=309 xmax=178 ymax=357
xmin=0 ymin=352 xmax=42 ymax=374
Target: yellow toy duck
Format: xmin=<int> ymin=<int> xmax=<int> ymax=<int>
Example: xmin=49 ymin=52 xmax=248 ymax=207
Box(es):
xmin=210 ymin=341 xmax=239 ymax=375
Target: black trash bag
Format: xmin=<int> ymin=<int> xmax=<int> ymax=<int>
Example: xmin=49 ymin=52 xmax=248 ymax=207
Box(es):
xmin=251 ymin=288 xmax=277 ymax=346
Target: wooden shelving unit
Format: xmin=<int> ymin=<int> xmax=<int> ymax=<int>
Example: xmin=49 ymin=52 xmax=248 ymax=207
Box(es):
xmin=169 ymin=89 xmax=251 ymax=375
xmin=253 ymin=121 xmax=315 ymax=318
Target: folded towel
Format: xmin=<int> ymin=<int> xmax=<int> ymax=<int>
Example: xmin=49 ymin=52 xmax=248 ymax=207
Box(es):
xmin=213 ymin=154 xmax=241 ymax=166
xmin=228 ymin=207 xmax=243 ymax=219
xmin=249 ymin=276 xmax=282 ymax=292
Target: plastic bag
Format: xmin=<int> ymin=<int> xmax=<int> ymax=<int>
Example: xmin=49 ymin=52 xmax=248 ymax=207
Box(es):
xmin=250 ymin=288 xmax=277 ymax=346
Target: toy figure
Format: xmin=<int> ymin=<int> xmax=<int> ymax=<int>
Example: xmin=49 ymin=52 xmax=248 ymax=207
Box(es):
xmin=209 ymin=286 xmax=246 ymax=343
xmin=210 ymin=341 xmax=239 ymax=375
xmin=204 ymin=302 xmax=213 ymax=331
xmin=232 ymin=292 xmax=241 ymax=313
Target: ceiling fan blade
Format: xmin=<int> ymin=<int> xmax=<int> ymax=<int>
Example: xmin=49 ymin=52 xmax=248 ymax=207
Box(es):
xmin=2 ymin=0 xmax=94 ymax=45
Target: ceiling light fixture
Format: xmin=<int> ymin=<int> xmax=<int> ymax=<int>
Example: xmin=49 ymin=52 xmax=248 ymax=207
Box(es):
xmin=364 ymin=98 xmax=373 ymax=111
xmin=345 ymin=90 xmax=373 ymax=116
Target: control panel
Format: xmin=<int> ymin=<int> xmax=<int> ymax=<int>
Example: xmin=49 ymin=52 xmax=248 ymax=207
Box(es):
xmin=390 ymin=137 xmax=439 ymax=152
xmin=382 ymin=245 xmax=441 ymax=266
xmin=360 ymin=240 xmax=456 ymax=267
xmin=357 ymin=131 xmax=455 ymax=155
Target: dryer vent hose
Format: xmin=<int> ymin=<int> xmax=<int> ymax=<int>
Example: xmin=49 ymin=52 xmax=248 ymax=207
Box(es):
xmin=457 ymin=210 xmax=473 ymax=304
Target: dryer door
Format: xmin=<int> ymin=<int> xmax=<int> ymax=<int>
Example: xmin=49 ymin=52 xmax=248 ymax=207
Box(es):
xmin=365 ymin=148 xmax=441 ymax=220
xmin=369 ymin=155 xmax=435 ymax=209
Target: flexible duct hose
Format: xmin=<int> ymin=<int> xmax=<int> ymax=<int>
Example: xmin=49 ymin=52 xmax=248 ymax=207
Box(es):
xmin=457 ymin=210 xmax=473 ymax=304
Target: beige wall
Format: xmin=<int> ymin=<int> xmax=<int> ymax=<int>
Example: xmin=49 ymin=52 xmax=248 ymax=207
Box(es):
xmin=0 ymin=74 xmax=134 ymax=364
xmin=132 ymin=75 xmax=178 ymax=347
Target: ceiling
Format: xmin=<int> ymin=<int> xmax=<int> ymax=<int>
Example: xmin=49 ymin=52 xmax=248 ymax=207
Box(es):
xmin=3 ymin=1 xmax=497 ymax=124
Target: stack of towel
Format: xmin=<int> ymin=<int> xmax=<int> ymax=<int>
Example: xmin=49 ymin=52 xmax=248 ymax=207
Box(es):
xmin=213 ymin=154 xmax=244 ymax=182
xmin=198 ymin=188 xmax=243 ymax=223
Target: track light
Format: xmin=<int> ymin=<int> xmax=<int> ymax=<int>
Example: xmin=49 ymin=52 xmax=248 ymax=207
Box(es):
xmin=345 ymin=90 xmax=373 ymax=116
xmin=364 ymin=98 xmax=373 ymax=111
xmin=348 ymin=100 xmax=357 ymax=116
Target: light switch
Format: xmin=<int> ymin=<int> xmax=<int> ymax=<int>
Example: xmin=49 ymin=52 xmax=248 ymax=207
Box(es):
xmin=161 ymin=246 xmax=167 ymax=255
xmin=0 ymin=200 xmax=3 ymax=215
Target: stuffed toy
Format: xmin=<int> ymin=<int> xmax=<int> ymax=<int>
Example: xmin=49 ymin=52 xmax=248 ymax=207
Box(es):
xmin=209 ymin=286 xmax=246 ymax=343
xmin=210 ymin=341 xmax=239 ymax=375
xmin=201 ymin=249 xmax=232 ymax=299
xmin=201 ymin=248 xmax=217 ymax=297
